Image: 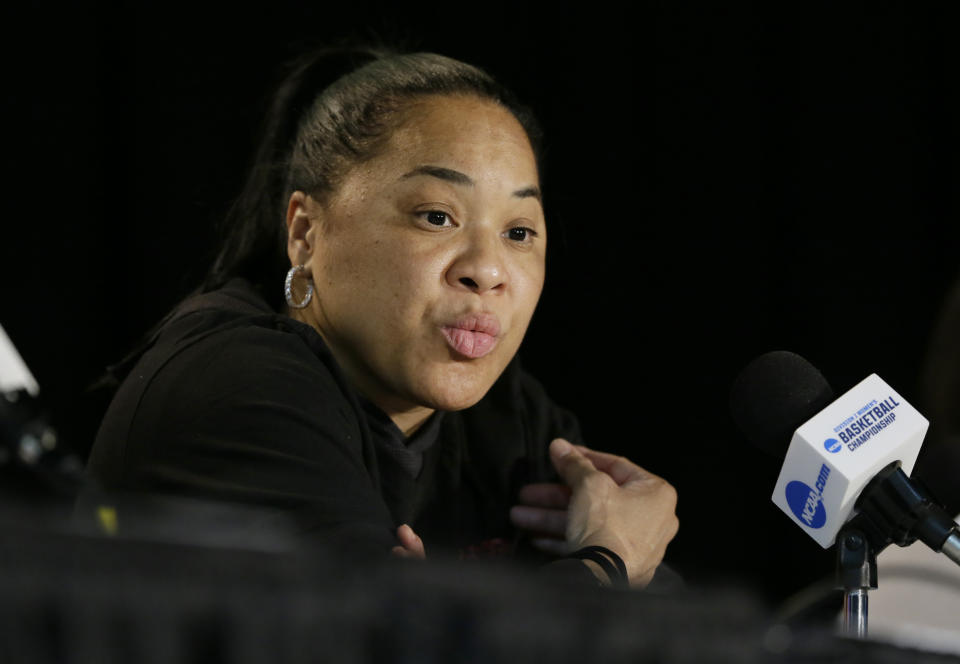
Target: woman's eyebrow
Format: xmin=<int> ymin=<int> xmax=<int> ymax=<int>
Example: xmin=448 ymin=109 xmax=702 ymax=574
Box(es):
xmin=513 ymin=185 xmax=542 ymax=202
xmin=401 ymin=165 xmax=473 ymax=186
xmin=401 ymin=165 xmax=541 ymax=202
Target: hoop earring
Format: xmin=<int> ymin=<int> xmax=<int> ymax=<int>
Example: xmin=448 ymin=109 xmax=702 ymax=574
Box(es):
xmin=284 ymin=264 xmax=314 ymax=309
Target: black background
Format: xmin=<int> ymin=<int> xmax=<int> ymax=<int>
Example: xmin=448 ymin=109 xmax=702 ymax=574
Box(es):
xmin=3 ymin=1 xmax=958 ymax=604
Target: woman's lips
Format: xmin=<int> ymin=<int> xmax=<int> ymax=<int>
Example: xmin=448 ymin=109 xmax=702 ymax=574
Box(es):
xmin=441 ymin=313 xmax=501 ymax=359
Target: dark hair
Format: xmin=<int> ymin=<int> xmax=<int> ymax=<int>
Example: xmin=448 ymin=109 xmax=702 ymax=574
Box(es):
xmin=204 ymin=47 xmax=543 ymax=310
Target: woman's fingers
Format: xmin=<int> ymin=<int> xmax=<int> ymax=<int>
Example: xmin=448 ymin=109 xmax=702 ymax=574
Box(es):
xmin=574 ymin=445 xmax=655 ymax=486
xmin=529 ymin=537 xmax=573 ymax=555
xmin=512 ymin=482 xmax=571 ymax=539
xmin=549 ymin=439 xmax=600 ymax=486
xmin=393 ymin=524 xmax=425 ymax=560
xmin=517 ymin=482 xmax=571 ymax=508
xmin=509 ymin=504 xmax=568 ymax=536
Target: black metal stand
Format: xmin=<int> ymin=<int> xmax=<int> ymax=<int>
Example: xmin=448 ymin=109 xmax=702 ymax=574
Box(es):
xmin=836 ymin=523 xmax=877 ymax=638
xmin=835 ymin=461 xmax=960 ymax=639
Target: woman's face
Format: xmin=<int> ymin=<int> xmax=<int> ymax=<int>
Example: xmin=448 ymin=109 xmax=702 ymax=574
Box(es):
xmin=289 ymin=94 xmax=546 ymax=427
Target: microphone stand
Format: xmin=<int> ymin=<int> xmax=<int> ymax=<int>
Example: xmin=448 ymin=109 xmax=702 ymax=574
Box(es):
xmin=836 ymin=461 xmax=960 ymax=639
xmin=836 ymin=520 xmax=877 ymax=638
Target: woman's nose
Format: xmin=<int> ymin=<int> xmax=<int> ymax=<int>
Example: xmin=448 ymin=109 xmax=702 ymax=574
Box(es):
xmin=446 ymin=233 xmax=507 ymax=294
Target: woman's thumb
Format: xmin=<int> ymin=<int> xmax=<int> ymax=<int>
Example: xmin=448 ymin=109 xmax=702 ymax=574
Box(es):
xmin=549 ymin=439 xmax=595 ymax=486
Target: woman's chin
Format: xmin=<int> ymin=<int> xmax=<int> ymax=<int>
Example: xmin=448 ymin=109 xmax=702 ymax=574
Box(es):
xmin=415 ymin=372 xmax=498 ymax=412
xmin=421 ymin=387 xmax=487 ymax=413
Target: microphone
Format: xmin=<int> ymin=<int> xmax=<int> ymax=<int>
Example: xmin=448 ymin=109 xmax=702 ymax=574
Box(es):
xmin=730 ymin=351 xmax=960 ymax=565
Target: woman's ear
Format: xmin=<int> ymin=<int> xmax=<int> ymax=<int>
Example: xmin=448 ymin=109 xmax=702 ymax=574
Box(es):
xmin=286 ymin=191 xmax=318 ymax=267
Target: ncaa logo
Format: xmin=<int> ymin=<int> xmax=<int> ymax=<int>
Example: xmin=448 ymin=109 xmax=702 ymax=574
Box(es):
xmin=824 ymin=438 xmax=842 ymax=454
xmin=785 ymin=481 xmax=827 ymax=528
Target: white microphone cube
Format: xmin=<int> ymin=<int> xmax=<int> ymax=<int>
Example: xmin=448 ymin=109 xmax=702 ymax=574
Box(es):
xmin=771 ymin=374 xmax=929 ymax=548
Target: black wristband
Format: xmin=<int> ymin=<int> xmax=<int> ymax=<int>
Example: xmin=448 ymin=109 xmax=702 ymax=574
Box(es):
xmin=565 ymin=546 xmax=628 ymax=589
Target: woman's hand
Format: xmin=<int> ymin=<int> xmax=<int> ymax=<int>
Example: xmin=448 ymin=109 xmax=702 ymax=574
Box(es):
xmin=510 ymin=482 xmax=572 ymax=553
xmin=511 ymin=439 xmax=679 ymax=588
xmin=391 ymin=524 xmax=426 ymax=560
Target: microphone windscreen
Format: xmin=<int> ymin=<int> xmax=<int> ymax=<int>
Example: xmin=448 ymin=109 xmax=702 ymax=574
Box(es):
xmin=729 ymin=351 xmax=835 ymax=457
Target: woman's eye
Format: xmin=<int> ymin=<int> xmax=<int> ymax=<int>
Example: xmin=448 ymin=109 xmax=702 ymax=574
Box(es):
xmin=421 ymin=210 xmax=452 ymax=227
xmin=506 ymin=227 xmax=537 ymax=243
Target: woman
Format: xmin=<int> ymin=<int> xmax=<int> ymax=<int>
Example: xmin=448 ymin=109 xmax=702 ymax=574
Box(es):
xmin=86 ymin=47 xmax=678 ymax=588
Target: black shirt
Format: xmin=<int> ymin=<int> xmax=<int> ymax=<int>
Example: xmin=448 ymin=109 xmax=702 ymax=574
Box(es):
xmin=86 ymin=279 xmax=583 ymax=561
